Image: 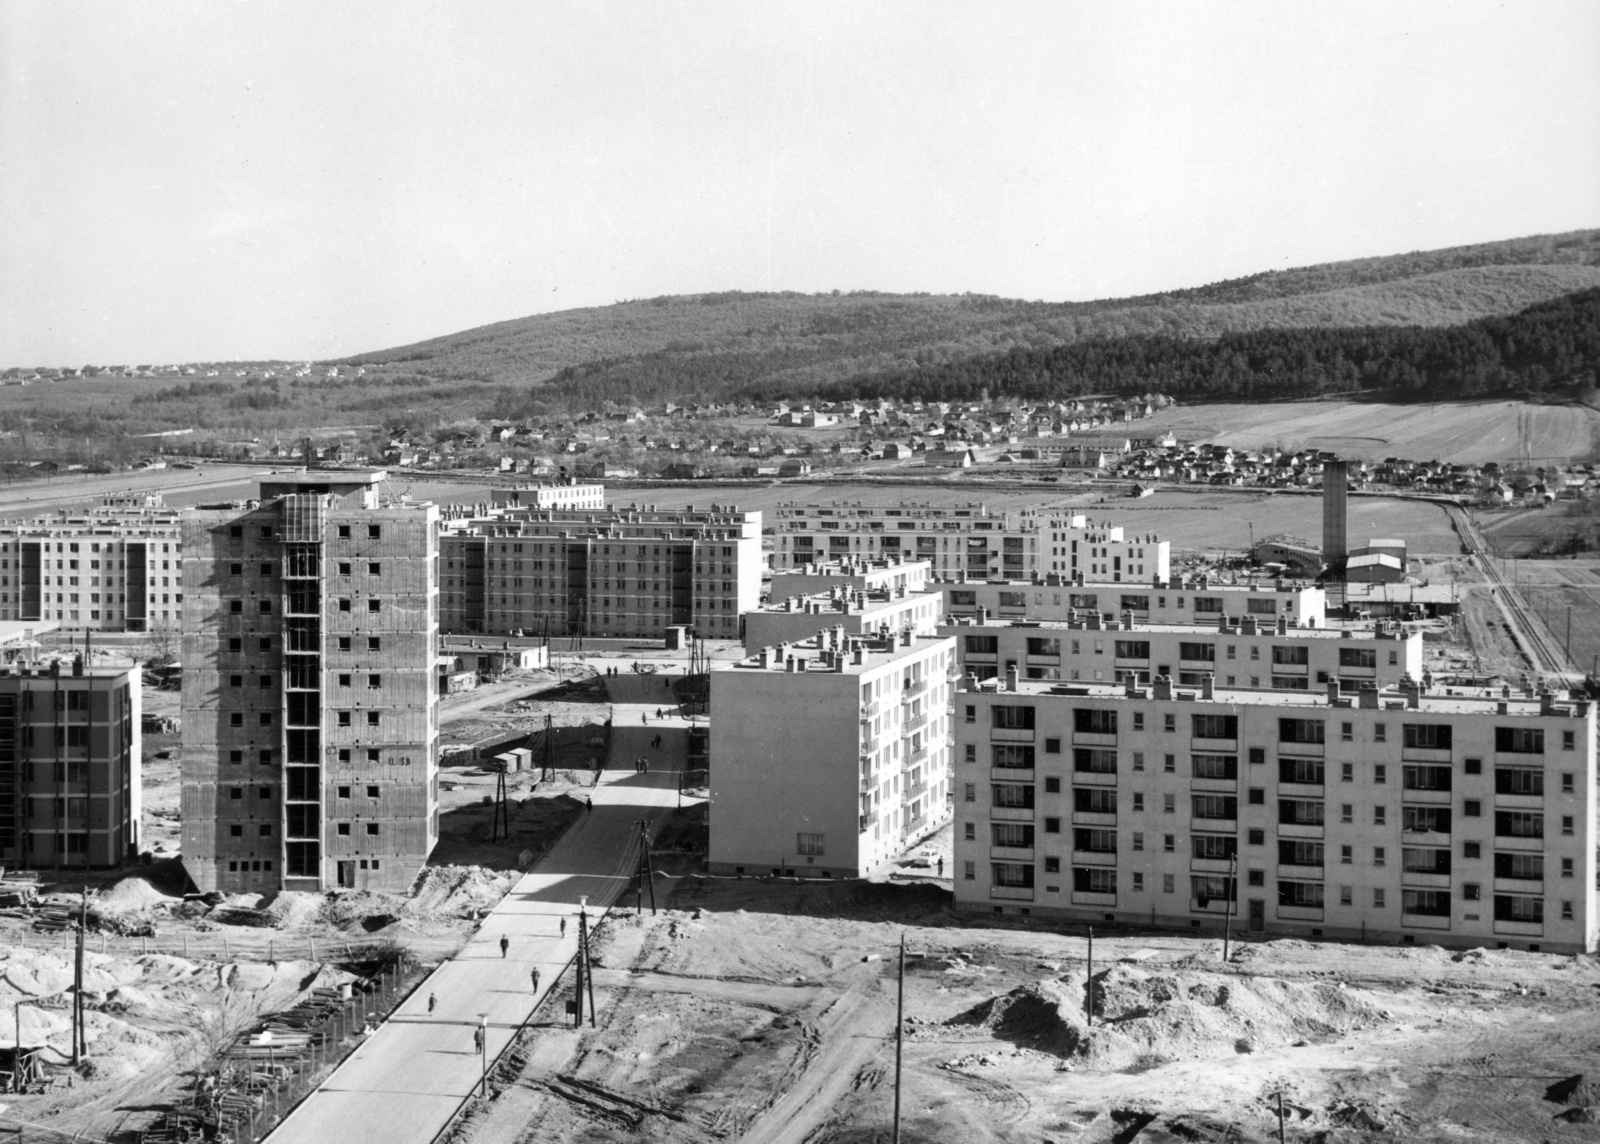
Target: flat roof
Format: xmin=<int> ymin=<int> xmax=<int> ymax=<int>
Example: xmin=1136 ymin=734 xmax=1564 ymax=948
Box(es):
xmin=966 ymin=678 xmax=1581 ymax=717
xmin=939 ymin=579 xmax=1319 ymax=594
xmin=724 ymin=633 xmax=953 ymax=675
xmin=0 ymin=620 xmax=58 ymax=644
xmin=940 ymin=619 xmax=1403 ymax=640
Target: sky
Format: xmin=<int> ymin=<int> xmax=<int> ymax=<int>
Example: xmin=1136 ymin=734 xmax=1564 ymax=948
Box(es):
xmin=2 ymin=1 xmax=1598 ymax=365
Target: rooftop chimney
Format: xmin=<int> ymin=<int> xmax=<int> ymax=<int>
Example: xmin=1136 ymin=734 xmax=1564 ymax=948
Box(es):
xmin=1006 ymin=664 xmax=1019 ymax=692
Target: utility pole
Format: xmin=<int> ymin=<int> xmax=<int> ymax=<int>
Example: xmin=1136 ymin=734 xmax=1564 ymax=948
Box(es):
xmin=74 ymin=886 xmax=85 ymax=1065
xmin=633 ymin=820 xmax=657 ymax=916
xmin=1085 ymin=927 xmax=1093 ymax=1028
xmin=1276 ymin=1090 xmax=1286 ymax=1143
xmin=1222 ymin=851 xmax=1237 ymax=962
xmin=573 ymin=896 xmax=597 ymax=1028
xmin=893 ymin=934 xmax=905 ymax=1144
xmin=490 ymin=767 xmax=509 ymax=841
xmin=543 ymin=713 xmax=554 ymax=782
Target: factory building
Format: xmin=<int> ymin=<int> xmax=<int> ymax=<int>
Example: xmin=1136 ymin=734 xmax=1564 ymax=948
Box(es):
xmin=709 ymin=631 xmax=957 ymax=879
xmin=953 ymin=673 xmax=1596 ymax=953
xmin=0 ymin=660 xmax=141 ymax=869
xmin=941 ymin=575 xmax=1326 ymax=630
xmin=180 ymin=471 xmax=440 ymax=895
xmin=941 ymin=613 xmax=1422 ymax=691
xmin=439 ymin=505 xmax=761 ymax=640
xmin=0 ymin=495 xmax=184 ymax=632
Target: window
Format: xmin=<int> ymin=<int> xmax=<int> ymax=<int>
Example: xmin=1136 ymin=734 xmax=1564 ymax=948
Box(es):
xmin=229 ymin=713 xmax=243 ymax=727
xmin=1374 ymin=806 xmax=1386 ymax=826
xmin=1131 ymin=831 xmax=1144 ymax=850
xmin=993 ymin=744 xmax=1034 ymax=769
xmin=1278 ymin=718 xmax=1325 ymax=744
xmin=964 ymin=705 xmax=976 ymax=723
xmin=1163 ymin=873 xmax=1175 ymax=893
xmin=1374 ymin=764 xmax=1386 ymax=785
xmin=1561 ymin=857 xmax=1574 ymax=878
xmin=367 ymin=712 xmax=380 ymax=727
xmin=1494 ymin=727 xmax=1544 ymax=754
xmin=368 ymin=637 xmax=381 ymax=651
xmin=1131 ymin=793 xmax=1144 ymax=812
xmin=1562 ymin=773 xmax=1575 ymax=793
xmin=1163 ymin=834 xmax=1175 ymax=853
xmin=1278 ymin=798 xmax=1323 ymax=826
xmin=229 ymin=750 xmax=243 ymax=764
xmin=1178 ymin=642 xmax=1214 ymax=662
xmin=366 ymin=823 xmax=380 ymax=836
xmin=229 ymin=824 xmax=243 ymax=837
xmin=1403 ymin=724 xmax=1453 ymax=750
xmin=1044 ymin=817 xmax=1061 ymax=834
xmin=1462 ymin=883 xmax=1480 ymax=901
xmin=963 ymin=783 xmax=975 ymax=802
xmin=1463 ymin=841 xmax=1481 ymax=859
xmin=1373 ymin=847 xmax=1386 ymax=866
xmin=1044 ymin=777 xmax=1061 ymax=793
xmin=1494 ymin=767 xmax=1543 ymax=796
xmin=992 ymin=784 xmax=1034 ymax=809
xmin=1562 ymin=815 xmax=1574 ymax=836
xmin=1073 ymin=708 xmax=1117 ymax=734
xmin=1247 ymin=787 xmax=1265 ymax=805
xmin=368 ymin=562 xmax=381 ymax=576
xmin=797 ymin=832 xmax=825 ymax=856
xmin=1131 ymin=751 xmax=1145 ymax=771
xmin=1163 ymin=714 xmax=1175 ymax=733
xmin=338 ymin=711 xmax=352 ymax=727
xmin=259 ymin=600 xmax=272 ymax=613
xmin=1463 ymin=799 xmax=1481 ymax=817
xmin=1043 ymin=737 xmax=1061 ymax=754
xmin=368 ymin=525 xmax=382 ymax=540
xmin=1340 ymin=803 xmax=1352 ymax=823
xmin=964 ymin=744 xmax=976 ymax=764
xmin=367 ymin=599 xmax=381 ymax=613
xmin=1247 ymin=828 xmax=1264 ymax=845
xmin=1073 ymin=748 xmax=1116 ymax=774
xmin=1191 ymin=714 xmax=1237 ymax=740
xmin=1163 ymin=793 xmax=1175 ymax=814
xmin=1493 ymin=895 xmax=1542 ymax=924
xmin=1339 ymin=886 xmax=1353 ymax=906
xmin=1271 ymin=645 xmax=1308 ymax=667
xmin=1278 ymin=881 xmax=1324 ymax=908
xmin=963 ymin=823 xmax=975 ymax=841
xmin=1374 ymin=723 xmax=1386 ymax=743
xmin=1404 ymin=806 xmax=1452 ymax=833
xmin=1403 ymin=764 xmax=1451 ymax=791
xmin=1340 ymin=844 xmax=1352 ymax=864
xmin=230 ymin=600 xmax=243 ymax=614
xmin=1026 ymin=637 xmax=1061 ymax=657
xmin=963 ymin=862 xmax=975 ymax=880
xmin=1132 ymin=872 xmax=1145 ymax=891
xmin=1163 ymin=754 xmax=1176 ymax=773
xmin=993 ymin=705 xmax=1036 ymax=730
xmin=337 ymin=823 xmax=351 ymax=836
xmin=1193 ymin=753 xmax=1238 ymax=780
xmin=1493 ymin=811 xmax=1542 ymax=839
xmin=1193 ymin=834 xmax=1236 ymax=860
xmin=1280 ymin=757 xmax=1325 ymax=785
xmin=339 ymin=673 xmax=352 ymax=687
xmin=1341 ymin=722 xmax=1353 ymax=742
xmin=1044 ymin=857 xmax=1061 ymax=874
xmin=1133 ymin=712 xmax=1144 ymax=731
xmin=338 ymin=785 xmax=351 ymax=798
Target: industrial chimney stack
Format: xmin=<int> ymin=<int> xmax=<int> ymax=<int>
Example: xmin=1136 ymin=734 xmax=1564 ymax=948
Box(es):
xmin=1322 ymin=459 xmax=1348 ymax=577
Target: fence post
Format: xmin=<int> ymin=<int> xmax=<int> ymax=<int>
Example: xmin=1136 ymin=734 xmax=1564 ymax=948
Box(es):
xmin=269 ymin=938 xmax=275 ymax=962
xmin=309 ymin=939 xmax=315 ymax=962
xmin=223 ymin=936 xmax=230 ymax=959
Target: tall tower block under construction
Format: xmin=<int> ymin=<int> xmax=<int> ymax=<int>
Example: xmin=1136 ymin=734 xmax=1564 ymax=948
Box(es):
xmin=180 ymin=472 xmax=440 ymax=895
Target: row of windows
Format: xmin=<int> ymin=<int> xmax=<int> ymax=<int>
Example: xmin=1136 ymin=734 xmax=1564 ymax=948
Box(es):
xmin=228 ymin=524 xmax=383 ymax=540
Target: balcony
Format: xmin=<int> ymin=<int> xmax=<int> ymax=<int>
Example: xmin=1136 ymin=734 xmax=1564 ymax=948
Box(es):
xmin=992 ymin=806 xmax=1035 ymax=822
xmin=905 ymin=779 xmax=929 ymax=802
xmin=1190 ymin=897 xmax=1232 ymax=916
xmin=1072 ymin=731 xmax=1118 ymax=749
xmin=1071 ymin=891 xmax=1117 ymax=908
xmin=990 ymin=885 xmax=1035 ymax=901
xmin=1492 ymin=833 xmax=1545 ymax=853
xmin=1070 ymin=811 xmax=1116 ymax=827
xmin=1492 ymin=876 xmax=1544 ymax=894
xmin=1072 ymin=769 xmax=1118 ymax=788
xmin=903 ymin=710 xmax=929 ymax=733
xmin=1191 ymin=857 xmax=1235 ymax=875
xmin=1190 ymin=777 xmax=1237 ymax=794
xmin=1401 ymin=828 xmax=1452 ymax=847
xmin=990 ymin=765 xmax=1034 ymax=782
xmin=1494 ymin=793 xmax=1544 ymax=811
xmin=907 ymin=745 xmax=930 ymax=764
xmin=1192 ymin=817 xmax=1237 ymax=835
xmin=1400 ymin=872 xmax=1451 ymax=890
xmin=1277 ymin=821 xmax=1322 ymax=839
xmin=1492 ymin=919 xmax=1544 ymax=938
xmin=1071 ymin=849 xmax=1117 ymax=867
xmin=1191 ymin=738 xmax=1238 ymax=754
xmin=859 ymin=814 xmax=870 ymax=832
xmin=1275 ymin=863 xmax=1323 ymax=880
xmin=903 ymin=676 xmax=931 ymax=698
xmin=860 ymin=735 xmax=880 ymax=755
xmin=1275 ymin=904 xmax=1324 ymax=922
xmin=990 ymin=845 xmax=1035 ymax=861
xmin=1278 ymin=782 xmax=1324 ymax=798
xmin=1400 ymin=746 xmax=1453 ymax=763
xmin=991 ymin=727 xmax=1035 ymax=743
xmin=1401 ymin=787 xmax=1451 ymax=806
xmin=861 ymin=700 xmax=881 ymax=721
xmin=1401 ymin=913 xmax=1451 ymax=931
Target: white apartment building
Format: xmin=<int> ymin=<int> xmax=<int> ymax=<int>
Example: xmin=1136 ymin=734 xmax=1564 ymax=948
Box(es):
xmin=488 ymin=482 xmax=606 ymax=511
xmin=709 ymin=631 xmax=957 ymax=878
xmin=942 ymin=613 xmax=1422 ymax=691
xmin=770 ymin=502 xmax=1052 ymax=580
xmin=953 ymin=673 xmax=1596 ymax=953
xmin=1040 ymin=520 xmax=1169 ymax=582
xmin=942 ymin=575 xmax=1326 ymax=629
xmin=0 ymin=498 xmax=185 ymax=632
xmin=743 ymin=588 xmax=942 ymax=652
xmin=769 ymin=555 xmax=933 ymax=600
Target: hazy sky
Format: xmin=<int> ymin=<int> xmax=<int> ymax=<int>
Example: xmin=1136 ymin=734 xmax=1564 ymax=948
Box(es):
xmin=3 ymin=1 xmax=1597 ymax=364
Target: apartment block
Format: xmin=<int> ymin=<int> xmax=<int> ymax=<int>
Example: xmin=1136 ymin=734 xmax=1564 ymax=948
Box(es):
xmin=0 ymin=660 xmax=140 ymax=869
xmin=943 ymin=614 xmax=1421 ymax=691
xmin=942 ymin=575 xmax=1326 ymax=630
xmin=439 ymin=504 xmax=761 ymax=640
xmin=180 ymin=471 xmax=440 ymax=895
xmin=1040 ymin=520 xmax=1170 ymax=582
xmin=769 ymin=555 xmax=933 ymax=600
xmin=488 ymin=481 xmax=606 ymax=511
xmin=709 ymin=631 xmax=957 ymax=878
xmin=771 ymin=502 xmax=1053 ymax=580
xmin=743 ymin=587 xmax=942 ymax=653
xmin=952 ymin=674 xmax=1596 ymax=953
xmin=0 ymin=495 xmax=184 ymax=632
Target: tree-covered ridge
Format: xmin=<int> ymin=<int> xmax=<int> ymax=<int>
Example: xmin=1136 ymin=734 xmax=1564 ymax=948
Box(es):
xmin=336 ymin=230 xmax=1600 ymax=387
xmin=782 ymin=287 xmax=1600 ymax=406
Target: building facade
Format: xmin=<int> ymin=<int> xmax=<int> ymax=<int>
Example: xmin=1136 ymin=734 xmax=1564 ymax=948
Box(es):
xmin=180 ymin=472 xmax=440 ymax=895
xmin=770 ymin=502 xmax=1051 ymax=580
xmin=709 ymin=631 xmax=957 ymax=878
xmin=941 ymin=575 xmax=1326 ymax=630
xmin=0 ymin=496 xmax=184 ymax=632
xmin=953 ymin=674 xmax=1596 ymax=953
xmin=488 ymin=482 xmax=606 ymax=511
xmin=743 ymin=587 xmax=942 ymax=653
xmin=0 ymin=660 xmax=140 ymax=869
xmin=439 ymin=505 xmax=761 ymax=640
xmin=942 ymin=614 xmax=1421 ymax=691
xmin=769 ymin=555 xmax=933 ymax=600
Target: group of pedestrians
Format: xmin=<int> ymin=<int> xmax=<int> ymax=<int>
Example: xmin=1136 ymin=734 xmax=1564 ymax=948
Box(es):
xmin=432 ymin=912 xmax=577 ymax=1052
xmin=633 ymin=756 xmax=651 ymax=773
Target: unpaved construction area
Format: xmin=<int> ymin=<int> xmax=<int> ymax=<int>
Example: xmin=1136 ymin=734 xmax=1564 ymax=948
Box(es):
xmin=451 ymin=877 xmax=1600 ymax=1144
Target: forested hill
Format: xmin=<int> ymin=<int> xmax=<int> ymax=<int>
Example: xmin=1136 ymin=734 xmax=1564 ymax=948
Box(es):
xmin=775 ymin=287 xmax=1600 ymax=407
xmin=341 ymin=230 xmax=1600 ymax=404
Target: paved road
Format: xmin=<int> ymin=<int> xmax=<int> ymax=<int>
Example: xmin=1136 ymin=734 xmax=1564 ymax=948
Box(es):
xmin=267 ymin=682 xmax=694 ymax=1144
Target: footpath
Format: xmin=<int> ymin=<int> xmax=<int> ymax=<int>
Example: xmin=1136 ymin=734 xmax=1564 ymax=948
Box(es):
xmin=266 ymin=677 xmax=691 ymax=1144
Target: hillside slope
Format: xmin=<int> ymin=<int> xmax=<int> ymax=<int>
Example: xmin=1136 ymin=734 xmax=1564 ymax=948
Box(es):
xmin=339 ymin=230 xmax=1600 ymax=391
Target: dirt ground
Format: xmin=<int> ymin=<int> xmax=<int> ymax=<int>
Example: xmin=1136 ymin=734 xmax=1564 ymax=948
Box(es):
xmin=448 ymin=876 xmax=1600 ymax=1144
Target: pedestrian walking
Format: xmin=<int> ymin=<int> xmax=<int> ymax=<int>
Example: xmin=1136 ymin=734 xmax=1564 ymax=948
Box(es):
xmin=531 ymin=968 xmax=541 ymax=992
xmin=937 ymin=856 xmax=945 ymax=878
xmin=586 ymin=795 xmax=593 ymax=813
xmin=643 ymin=712 xmax=649 ymax=724
xmin=560 ymin=917 xmax=568 ymax=938
xmin=428 ymin=992 xmax=437 ymax=1014
xmin=500 ymin=935 xmax=510 ymax=959
xmin=642 ymin=759 xmax=649 ymax=774
xmin=655 ymin=708 xmax=662 ymax=719
xmin=473 ymin=1026 xmax=484 ymax=1055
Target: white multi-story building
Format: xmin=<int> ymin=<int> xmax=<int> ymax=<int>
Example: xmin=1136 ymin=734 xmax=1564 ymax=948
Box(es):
xmin=941 ymin=574 xmax=1326 ymax=629
xmin=769 ymin=555 xmax=933 ymax=600
xmin=709 ymin=631 xmax=957 ymax=878
xmin=941 ymin=613 xmax=1421 ymax=691
xmin=488 ymin=482 xmax=606 ymax=511
xmin=0 ymin=496 xmax=184 ymax=632
xmin=953 ymin=673 xmax=1596 ymax=953
xmin=743 ymin=588 xmax=942 ymax=652
xmin=771 ymin=503 xmax=1167 ymax=584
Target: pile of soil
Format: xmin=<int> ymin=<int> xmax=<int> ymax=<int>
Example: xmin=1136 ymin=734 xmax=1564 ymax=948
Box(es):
xmin=96 ymin=876 xmax=180 ymax=915
xmin=948 ymin=964 xmax=1383 ymax=1071
xmin=405 ymin=865 xmax=516 ymax=919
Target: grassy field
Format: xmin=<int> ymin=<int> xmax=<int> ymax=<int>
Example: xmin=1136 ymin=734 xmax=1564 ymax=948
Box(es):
xmin=1497 ymin=559 xmax=1600 ymax=677
xmin=1142 ymin=399 xmax=1600 ymax=465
